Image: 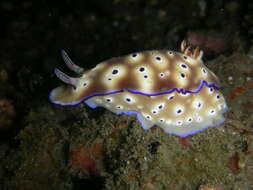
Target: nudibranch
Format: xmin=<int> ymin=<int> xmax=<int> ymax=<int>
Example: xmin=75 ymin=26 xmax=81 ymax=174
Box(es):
xmin=49 ymin=41 xmax=228 ymax=137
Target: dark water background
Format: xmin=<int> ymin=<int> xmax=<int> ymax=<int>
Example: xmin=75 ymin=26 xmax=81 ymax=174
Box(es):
xmin=0 ymin=1 xmax=253 ymax=189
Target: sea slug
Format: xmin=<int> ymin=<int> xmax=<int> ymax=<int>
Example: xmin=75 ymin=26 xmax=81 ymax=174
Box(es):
xmin=49 ymin=41 xmax=227 ymax=137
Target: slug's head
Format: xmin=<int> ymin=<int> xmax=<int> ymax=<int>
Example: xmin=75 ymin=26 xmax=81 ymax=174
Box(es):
xmin=49 ymin=50 xmax=86 ymax=106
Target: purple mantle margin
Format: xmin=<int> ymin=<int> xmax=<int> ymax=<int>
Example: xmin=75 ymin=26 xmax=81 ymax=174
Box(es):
xmin=49 ymin=80 xmax=227 ymax=137
xmin=49 ymin=80 xmax=220 ymax=106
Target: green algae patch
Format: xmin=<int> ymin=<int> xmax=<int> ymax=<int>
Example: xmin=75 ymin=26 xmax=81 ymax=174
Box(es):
xmin=4 ymin=110 xmax=72 ymax=190
xmin=102 ymin=120 xmax=253 ymax=190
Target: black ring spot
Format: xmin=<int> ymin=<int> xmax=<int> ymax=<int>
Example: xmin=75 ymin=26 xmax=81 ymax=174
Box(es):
xmin=177 ymin=109 xmax=182 ymax=114
xmin=112 ymin=69 xmax=118 ymax=75
xmin=181 ymin=64 xmax=187 ymax=69
xmin=180 ymin=73 xmax=185 ymax=78
xmin=155 ymin=56 xmax=161 ymax=61
xmin=131 ymin=53 xmax=137 ymax=58
xmin=139 ymin=67 xmax=145 ymax=72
